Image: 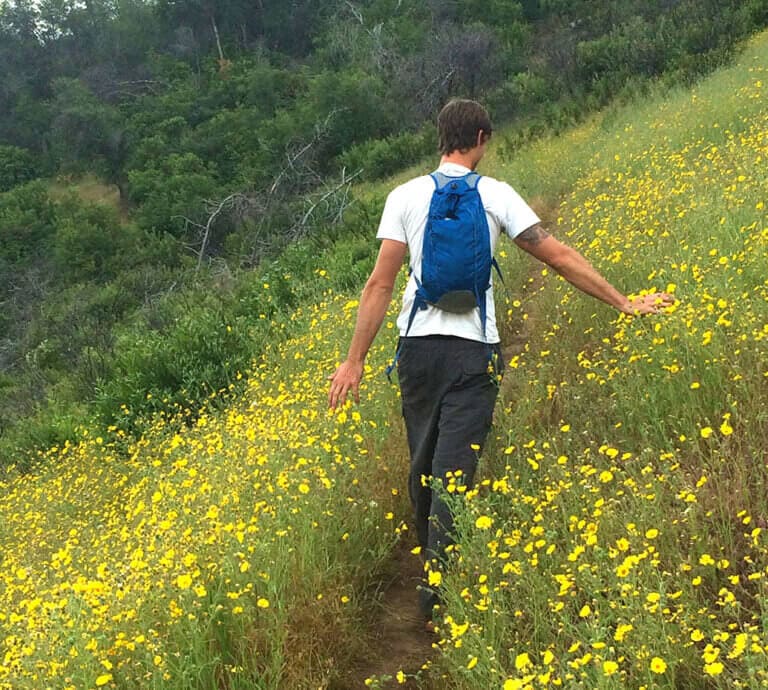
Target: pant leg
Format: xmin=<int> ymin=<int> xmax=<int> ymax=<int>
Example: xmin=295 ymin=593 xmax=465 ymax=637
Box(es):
xmin=397 ymin=337 xmax=450 ymax=551
xmin=421 ymin=340 xmax=503 ymax=617
xmin=427 ymin=362 xmax=500 ymax=558
xmin=399 ymin=337 xmax=503 ymax=618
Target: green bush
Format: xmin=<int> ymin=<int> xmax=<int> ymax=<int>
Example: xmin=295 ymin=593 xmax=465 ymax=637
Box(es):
xmin=128 ymin=153 xmax=221 ymax=235
xmin=485 ymin=71 xmax=555 ymax=123
xmin=0 ymin=181 xmax=57 ymax=264
xmin=337 ymin=128 xmax=435 ymax=181
xmin=0 ymin=145 xmax=40 ymax=192
xmin=52 ymin=196 xmax=136 ymax=283
xmin=0 ymin=406 xmax=85 ymax=470
xmin=93 ymin=293 xmax=266 ymax=430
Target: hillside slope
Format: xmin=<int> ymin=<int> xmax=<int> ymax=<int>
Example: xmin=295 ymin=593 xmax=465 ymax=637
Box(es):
xmin=1 ymin=29 xmax=767 ymax=690
xmin=424 ymin=30 xmax=768 ymax=690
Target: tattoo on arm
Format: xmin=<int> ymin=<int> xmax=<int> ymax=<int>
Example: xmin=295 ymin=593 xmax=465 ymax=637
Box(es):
xmin=516 ymin=223 xmax=550 ymax=246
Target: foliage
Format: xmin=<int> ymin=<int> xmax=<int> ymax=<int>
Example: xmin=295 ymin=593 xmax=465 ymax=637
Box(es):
xmin=0 ymin=145 xmax=40 ymax=192
xmin=0 ymin=181 xmax=57 ymax=264
xmin=52 ymin=196 xmax=138 ymax=283
xmin=128 ymin=152 xmax=221 ymax=235
xmin=337 ymin=128 xmax=435 ymax=181
xmin=48 ymin=78 xmax=126 ymax=177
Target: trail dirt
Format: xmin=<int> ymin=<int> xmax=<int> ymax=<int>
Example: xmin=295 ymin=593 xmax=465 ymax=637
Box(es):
xmin=340 ymin=536 xmax=436 ymax=689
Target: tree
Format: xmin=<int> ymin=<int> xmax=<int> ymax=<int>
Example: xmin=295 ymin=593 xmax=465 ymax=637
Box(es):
xmin=156 ymin=0 xmax=253 ymax=60
xmin=128 ymin=152 xmax=220 ymax=236
xmin=0 ymin=3 xmax=51 ymax=146
xmin=388 ymin=22 xmax=504 ymax=125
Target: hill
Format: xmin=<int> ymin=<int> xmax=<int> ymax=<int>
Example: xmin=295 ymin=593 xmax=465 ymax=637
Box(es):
xmin=424 ymin=29 xmax=768 ymax=690
xmin=1 ymin=22 xmax=767 ymax=690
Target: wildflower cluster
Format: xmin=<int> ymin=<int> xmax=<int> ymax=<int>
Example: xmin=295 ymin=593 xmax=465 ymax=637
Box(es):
xmin=0 ymin=291 xmax=404 ymax=689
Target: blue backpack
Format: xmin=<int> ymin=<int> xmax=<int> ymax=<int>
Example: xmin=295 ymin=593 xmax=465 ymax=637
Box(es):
xmin=386 ymin=170 xmax=501 ymax=379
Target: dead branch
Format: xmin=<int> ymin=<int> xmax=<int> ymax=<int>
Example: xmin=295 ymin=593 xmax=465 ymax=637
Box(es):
xmin=344 ymin=0 xmax=364 ymax=25
xmin=176 ymin=109 xmax=351 ymax=268
xmin=296 ymin=167 xmax=362 ymax=234
xmin=268 ymin=110 xmax=340 ymax=196
xmin=175 ymin=192 xmax=252 ymax=271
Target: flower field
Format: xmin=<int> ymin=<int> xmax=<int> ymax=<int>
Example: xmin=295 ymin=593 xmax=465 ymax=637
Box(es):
xmin=427 ymin=32 xmax=768 ymax=690
xmin=2 ymin=27 xmax=768 ymax=690
xmin=0 ymin=293 xmax=407 ymax=689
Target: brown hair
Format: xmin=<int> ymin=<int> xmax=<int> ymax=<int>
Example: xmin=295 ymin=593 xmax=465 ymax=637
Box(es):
xmin=437 ymin=99 xmax=492 ymax=155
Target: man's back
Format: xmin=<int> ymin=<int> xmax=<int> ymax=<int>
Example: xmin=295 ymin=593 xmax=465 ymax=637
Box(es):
xmin=376 ymin=162 xmax=540 ymax=343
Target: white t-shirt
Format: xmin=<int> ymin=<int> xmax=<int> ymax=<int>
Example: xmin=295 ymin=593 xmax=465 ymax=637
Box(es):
xmin=376 ymin=162 xmax=540 ymax=343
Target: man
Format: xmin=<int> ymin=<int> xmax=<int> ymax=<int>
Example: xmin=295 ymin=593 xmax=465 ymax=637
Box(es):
xmin=327 ymin=99 xmax=673 ymax=626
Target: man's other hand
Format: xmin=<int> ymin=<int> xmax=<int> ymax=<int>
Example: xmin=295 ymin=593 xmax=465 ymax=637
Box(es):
xmin=328 ymin=360 xmax=363 ymax=409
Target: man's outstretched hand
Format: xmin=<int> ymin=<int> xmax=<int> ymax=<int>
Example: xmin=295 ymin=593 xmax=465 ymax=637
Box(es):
xmin=328 ymin=360 xmax=363 ymax=409
xmin=622 ymin=292 xmax=676 ymax=315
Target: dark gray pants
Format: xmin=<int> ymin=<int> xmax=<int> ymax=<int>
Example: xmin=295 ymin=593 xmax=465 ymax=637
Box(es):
xmin=397 ymin=335 xmax=503 ymax=618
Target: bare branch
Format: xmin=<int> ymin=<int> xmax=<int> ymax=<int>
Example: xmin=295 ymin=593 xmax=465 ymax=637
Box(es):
xmin=296 ymin=167 xmax=362 ymax=232
xmin=344 ymin=1 xmax=364 ymax=25
xmin=178 ymin=109 xmax=353 ymax=268
xmin=211 ymin=13 xmax=225 ymax=63
xmin=174 ymin=192 xmax=254 ymax=271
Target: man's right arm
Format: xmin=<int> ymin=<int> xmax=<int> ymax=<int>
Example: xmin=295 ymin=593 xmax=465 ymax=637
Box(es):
xmin=513 ymin=223 xmax=673 ymax=314
xmin=327 ymin=239 xmax=407 ymax=409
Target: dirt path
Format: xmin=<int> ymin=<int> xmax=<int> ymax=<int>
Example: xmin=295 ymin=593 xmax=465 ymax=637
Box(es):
xmin=339 ymin=536 xmax=435 ymax=689
xmin=334 ymin=415 xmax=436 ymax=689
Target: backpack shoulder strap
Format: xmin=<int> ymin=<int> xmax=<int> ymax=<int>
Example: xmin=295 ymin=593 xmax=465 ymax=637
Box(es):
xmin=430 ymin=170 xmax=480 ymax=191
xmin=465 ymin=171 xmax=481 ymax=189
xmin=430 ymin=171 xmax=452 ymax=190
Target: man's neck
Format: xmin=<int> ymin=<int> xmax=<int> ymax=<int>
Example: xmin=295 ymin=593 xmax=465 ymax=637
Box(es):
xmin=440 ymin=151 xmax=479 ymax=170
xmin=440 ymin=143 xmax=485 ymax=170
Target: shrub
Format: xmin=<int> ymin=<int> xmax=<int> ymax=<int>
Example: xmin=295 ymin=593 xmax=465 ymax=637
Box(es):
xmin=0 ymin=145 xmax=40 ymax=192
xmin=0 ymin=181 xmax=57 ymax=264
xmin=337 ymin=128 xmax=435 ymax=181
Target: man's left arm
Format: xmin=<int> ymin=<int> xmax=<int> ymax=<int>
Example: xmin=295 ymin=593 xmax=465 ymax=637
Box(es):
xmin=328 ymin=239 xmax=407 ymax=409
xmin=514 ymin=224 xmax=674 ymax=314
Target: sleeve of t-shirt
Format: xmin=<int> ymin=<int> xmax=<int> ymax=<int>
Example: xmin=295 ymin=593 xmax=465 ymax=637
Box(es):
xmin=490 ymin=180 xmax=541 ymax=240
xmin=376 ymin=187 xmax=407 ymax=243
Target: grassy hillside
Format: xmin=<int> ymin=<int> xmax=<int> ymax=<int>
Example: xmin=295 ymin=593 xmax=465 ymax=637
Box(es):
xmin=424 ymin=31 xmax=768 ymax=690
xmin=0 ymin=293 xmax=407 ymax=689
xmin=1 ymin=29 xmax=767 ymax=690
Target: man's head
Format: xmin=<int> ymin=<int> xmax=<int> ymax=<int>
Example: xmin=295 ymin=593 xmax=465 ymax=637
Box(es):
xmin=437 ymin=99 xmax=493 ymax=156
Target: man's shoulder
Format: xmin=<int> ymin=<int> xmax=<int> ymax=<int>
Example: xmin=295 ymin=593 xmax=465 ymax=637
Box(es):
xmin=390 ymin=173 xmax=434 ymax=195
xmin=477 ymin=173 xmax=512 ymax=194
xmin=478 ymin=174 xmax=528 ymax=207
xmin=385 ymin=173 xmax=434 ymax=207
